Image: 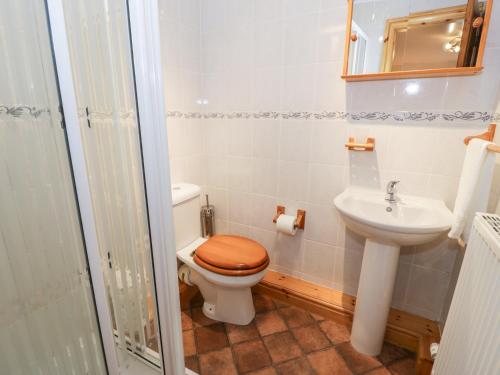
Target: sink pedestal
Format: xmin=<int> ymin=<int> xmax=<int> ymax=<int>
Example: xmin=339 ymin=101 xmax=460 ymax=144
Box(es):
xmin=351 ymin=239 xmax=400 ymax=356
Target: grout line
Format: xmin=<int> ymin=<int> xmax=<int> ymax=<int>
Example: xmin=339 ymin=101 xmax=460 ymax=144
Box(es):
xmin=186 ymin=292 xmax=415 ymax=375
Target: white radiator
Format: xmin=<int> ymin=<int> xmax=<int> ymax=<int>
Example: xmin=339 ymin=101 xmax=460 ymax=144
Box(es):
xmin=433 ymin=214 xmax=500 ymax=375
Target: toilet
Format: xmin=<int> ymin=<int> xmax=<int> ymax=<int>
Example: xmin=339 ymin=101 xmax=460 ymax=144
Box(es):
xmin=172 ymin=183 xmax=270 ymax=325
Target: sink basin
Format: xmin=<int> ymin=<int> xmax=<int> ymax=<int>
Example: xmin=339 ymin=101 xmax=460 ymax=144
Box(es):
xmin=334 ymin=187 xmax=453 ymax=246
xmin=333 ymin=187 xmax=453 ymax=356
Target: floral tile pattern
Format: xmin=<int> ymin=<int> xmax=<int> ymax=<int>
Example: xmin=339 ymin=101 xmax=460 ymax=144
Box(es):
xmin=2 ymin=105 xmax=496 ymax=124
xmin=166 ymin=110 xmax=498 ymax=123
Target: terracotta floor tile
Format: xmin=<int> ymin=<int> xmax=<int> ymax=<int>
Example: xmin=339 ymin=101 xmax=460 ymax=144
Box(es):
xmin=291 ymin=324 xmax=331 ymax=353
xmin=195 ymin=323 xmax=229 ymax=354
xmin=191 ymin=307 xmax=217 ymax=327
xmin=336 ymin=342 xmax=382 ymax=374
xmin=279 ymin=306 xmax=314 ymax=328
xmin=263 ymin=331 xmax=303 ymax=363
xmin=181 ymin=310 xmax=193 ymax=331
xmin=307 ymin=348 xmax=353 ymax=375
xmin=319 ymin=320 xmax=351 ymax=344
xmin=184 ymin=355 xmax=199 ymax=374
xmin=247 ymin=367 xmax=278 ymax=375
xmin=233 ymin=339 xmax=272 ymax=373
xmin=183 ymin=330 xmax=196 ymax=357
xmin=226 ymin=321 xmax=260 ymax=344
xmin=388 ymin=358 xmax=416 ymax=375
xmin=199 ymin=347 xmax=237 ymax=375
xmin=253 ymin=293 xmax=276 ymax=313
xmin=365 ymin=367 xmax=392 ymax=375
xmin=255 ymin=311 xmax=288 ymax=336
xmin=274 ymin=298 xmax=291 ymax=308
xmin=276 ymin=357 xmax=314 ymax=374
xmin=377 ymin=342 xmax=411 ymax=365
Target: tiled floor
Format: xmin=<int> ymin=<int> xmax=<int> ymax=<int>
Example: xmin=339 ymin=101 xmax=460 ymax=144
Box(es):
xmin=181 ymin=292 xmax=416 ymax=375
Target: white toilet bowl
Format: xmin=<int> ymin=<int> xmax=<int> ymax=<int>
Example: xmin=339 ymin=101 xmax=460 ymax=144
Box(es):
xmin=177 ymin=237 xmax=268 ymax=325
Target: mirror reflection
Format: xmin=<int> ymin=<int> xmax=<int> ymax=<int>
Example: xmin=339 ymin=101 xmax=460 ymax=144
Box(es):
xmin=348 ymin=0 xmax=489 ymax=75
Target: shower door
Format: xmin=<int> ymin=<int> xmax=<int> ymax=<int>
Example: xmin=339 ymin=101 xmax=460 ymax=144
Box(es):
xmin=0 ymin=0 xmax=107 ymax=373
xmin=58 ymin=0 xmax=164 ymax=369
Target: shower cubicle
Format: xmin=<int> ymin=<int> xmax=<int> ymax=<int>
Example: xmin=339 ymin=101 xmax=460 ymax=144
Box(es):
xmin=0 ymin=0 xmax=182 ymax=374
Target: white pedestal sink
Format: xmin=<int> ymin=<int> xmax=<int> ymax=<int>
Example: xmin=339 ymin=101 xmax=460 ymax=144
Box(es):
xmin=334 ymin=187 xmax=453 ymax=356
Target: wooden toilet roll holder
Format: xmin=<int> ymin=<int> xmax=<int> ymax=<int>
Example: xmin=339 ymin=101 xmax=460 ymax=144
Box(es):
xmin=272 ymin=205 xmax=306 ymax=230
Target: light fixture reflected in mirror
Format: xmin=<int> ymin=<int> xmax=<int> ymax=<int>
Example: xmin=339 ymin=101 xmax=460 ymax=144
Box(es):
xmin=342 ymin=0 xmax=493 ymax=81
xmin=444 ymin=37 xmax=462 ymax=54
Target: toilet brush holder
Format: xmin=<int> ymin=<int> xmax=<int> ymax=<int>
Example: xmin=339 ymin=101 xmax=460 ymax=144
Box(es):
xmin=201 ymin=194 xmax=215 ymax=237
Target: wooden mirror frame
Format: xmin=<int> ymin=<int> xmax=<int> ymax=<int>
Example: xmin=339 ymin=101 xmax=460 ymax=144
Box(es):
xmin=341 ymin=0 xmax=494 ymax=82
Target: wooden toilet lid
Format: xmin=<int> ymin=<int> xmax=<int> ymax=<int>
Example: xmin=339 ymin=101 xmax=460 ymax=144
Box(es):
xmin=193 ymin=254 xmax=269 ymax=276
xmin=194 ymin=235 xmax=269 ymax=271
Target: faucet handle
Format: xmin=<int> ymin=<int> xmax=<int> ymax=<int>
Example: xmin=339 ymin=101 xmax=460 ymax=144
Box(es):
xmin=386 ymin=180 xmax=400 ymax=192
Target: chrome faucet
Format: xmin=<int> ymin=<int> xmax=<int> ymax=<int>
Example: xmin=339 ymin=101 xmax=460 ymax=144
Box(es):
xmin=385 ymin=180 xmax=400 ymax=203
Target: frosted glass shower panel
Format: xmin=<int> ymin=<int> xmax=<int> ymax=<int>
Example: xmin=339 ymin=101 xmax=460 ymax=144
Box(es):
xmin=0 ymin=0 xmax=106 ymax=374
xmin=62 ymin=0 xmax=162 ymax=366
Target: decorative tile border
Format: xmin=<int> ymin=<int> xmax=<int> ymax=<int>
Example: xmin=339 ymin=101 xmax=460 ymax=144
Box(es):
xmin=167 ymin=110 xmax=499 ymax=123
xmin=0 ymin=105 xmax=51 ymax=119
xmin=76 ymin=108 xmax=136 ymax=121
xmin=3 ymin=105 xmax=497 ymax=123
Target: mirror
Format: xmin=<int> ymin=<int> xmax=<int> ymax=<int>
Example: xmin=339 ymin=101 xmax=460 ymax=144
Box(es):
xmin=342 ymin=0 xmax=493 ymax=81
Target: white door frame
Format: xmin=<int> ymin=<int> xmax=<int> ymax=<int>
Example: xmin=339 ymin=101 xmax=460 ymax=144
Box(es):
xmin=127 ymin=0 xmax=185 ymax=374
xmin=45 ymin=0 xmax=120 ymax=373
xmin=46 ymin=0 xmax=184 ymax=374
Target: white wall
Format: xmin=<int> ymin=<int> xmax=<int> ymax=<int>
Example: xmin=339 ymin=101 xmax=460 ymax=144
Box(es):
xmin=161 ymin=0 xmax=500 ymax=321
xmin=159 ymin=0 xmax=205 ymax=186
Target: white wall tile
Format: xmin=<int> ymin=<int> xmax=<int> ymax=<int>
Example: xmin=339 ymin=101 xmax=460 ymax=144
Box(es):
xmin=228 ymin=120 xmax=253 ymax=157
xmin=405 ymin=266 xmax=451 ymax=319
xmin=204 ymin=120 xmax=228 ymax=156
xmin=249 ymin=226 xmax=278 ymax=263
xmin=227 ymin=156 xmax=253 ymax=192
xmin=302 ymin=240 xmax=336 ymax=284
xmin=274 ymin=231 xmax=305 ymax=271
xmin=206 ymin=156 xmax=227 ymax=188
xmin=314 ymin=62 xmax=346 ymax=110
xmin=228 ymin=222 xmax=251 ymax=237
xmin=304 ymin=203 xmax=340 ymax=245
xmin=333 ymin=246 xmax=363 ymax=295
xmin=277 ymin=160 xmax=309 ymax=201
xmin=282 ymin=65 xmax=317 ymax=110
xmin=255 ymin=21 xmax=284 ymax=68
xmin=205 ymin=187 xmax=229 ymax=221
xmin=284 ymin=0 xmax=321 ymax=18
xmin=279 ymin=120 xmax=312 ymax=162
xmin=392 ymin=262 xmax=410 ymax=309
xmin=413 ymin=235 xmax=458 ymax=273
xmin=249 ymin=194 xmax=278 ymax=232
xmin=316 ymin=9 xmax=348 ymax=63
xmin=228 ymin=190 xmax=252 ymax=224
xmin=253 ymin=120 xmax=280 ymax=159
xmin=283 ymin=13 xmax=319 ymax=65
xmin=307 ymin=163 xmax=345 ymax=205
xmin=309 ymin=121 xmax=348 ymax=165
xmin=255 ymin=0 xmax=283 ymax=21
xmin=252 ymin=158 xmax=278 ymax=196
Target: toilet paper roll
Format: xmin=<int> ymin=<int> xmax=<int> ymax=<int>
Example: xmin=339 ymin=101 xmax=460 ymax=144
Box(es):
xmin=276 ymin=214 xmax=297 ymax=236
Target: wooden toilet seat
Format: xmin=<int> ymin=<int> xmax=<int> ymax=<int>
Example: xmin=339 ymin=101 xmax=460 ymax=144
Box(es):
xmin=193 ymin=235 xmax=269 ymax=276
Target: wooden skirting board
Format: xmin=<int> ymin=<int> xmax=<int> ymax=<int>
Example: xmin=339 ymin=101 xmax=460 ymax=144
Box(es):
xmin=253 ymin=270 xmax=440 ymax=375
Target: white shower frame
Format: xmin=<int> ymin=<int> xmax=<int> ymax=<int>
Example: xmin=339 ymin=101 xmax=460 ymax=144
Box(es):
xmin=46 ymin=0 xmax=185 ymax=374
